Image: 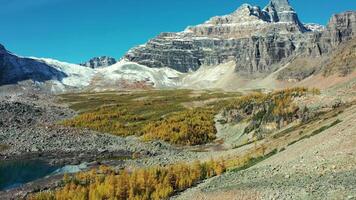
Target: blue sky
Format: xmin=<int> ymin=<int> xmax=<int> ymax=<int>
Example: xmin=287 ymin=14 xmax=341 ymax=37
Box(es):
xmin=0 ymin=0 xmax=355 ymax=63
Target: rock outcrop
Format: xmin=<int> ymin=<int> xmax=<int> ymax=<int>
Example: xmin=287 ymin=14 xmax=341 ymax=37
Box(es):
xmin=80 ymin=56 xmax=117 ymax=68
xmin=125 ymin=0 xmax=356 ymax=77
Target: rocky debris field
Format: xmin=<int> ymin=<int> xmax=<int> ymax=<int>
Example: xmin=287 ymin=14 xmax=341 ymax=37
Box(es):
xmin=0 ymin=91 xmax=182 ymax=166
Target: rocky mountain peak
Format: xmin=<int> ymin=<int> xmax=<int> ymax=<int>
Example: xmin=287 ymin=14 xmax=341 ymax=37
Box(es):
xmin=183 ymin=0 xmax=307 ymax=39
xmin=269 ymin=0 xmax=293 ymax=12
xmin=80 ymin=56 xmax=117 ymax=68
xmin=263 ymin=0 xmax=306 ymax=31
xmin=201 ymin=3 xmax=266 ymax=26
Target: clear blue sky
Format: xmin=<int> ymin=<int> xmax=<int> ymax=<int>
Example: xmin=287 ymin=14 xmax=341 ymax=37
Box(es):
xmin=0 ymin=0 xmax=355 ymax=63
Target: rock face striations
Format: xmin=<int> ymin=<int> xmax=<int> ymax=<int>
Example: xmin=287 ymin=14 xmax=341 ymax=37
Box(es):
xmin=125 ymin=0 xmax=356 ymax=76
xmin=264 ymin=0 xmax=305 ymax=26
xmin=80 ymin=56 xmax=117 ymax=68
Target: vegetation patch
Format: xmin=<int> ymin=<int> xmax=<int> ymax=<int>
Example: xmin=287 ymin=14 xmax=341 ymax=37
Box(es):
xmin=143 ymin=108 xmax=217 ymax=146
xmin=272 ymin=124 xmax=301 ymax=139
xmin=0 ymin=144 xmax=9 ymax=152
xmin=29 ymin=143 xmax=273 ymax=200
xmin=232 ymin=140 xmax=254 ymax=149
xmin=59 ymin=90 xmax=240 ymax=145
xmin=230 ymin=149 xmax=278 ymax=172
xmin=222 ymin=87 xmax=319 ymax=139
xmin=59 ymin=88 xmax=319 ymax=146
xmin=288 ymin=119 xmax=342 ymax=146
xmin=29 ymin=160 xmax=226 ymax=200
xmin=300 ymin=119 xmax=342 ymax=140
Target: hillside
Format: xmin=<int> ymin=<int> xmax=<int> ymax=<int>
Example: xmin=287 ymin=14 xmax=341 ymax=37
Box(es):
xmin=174 ymin=103 xmax=356 ymax=199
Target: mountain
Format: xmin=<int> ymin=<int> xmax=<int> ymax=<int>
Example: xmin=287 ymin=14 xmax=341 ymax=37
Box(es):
xmin=0 ymin=44 xmax=100 ymax=92
xmin=277 ymin=11 xmax=356 ymax=81
xmin=125 ymin=0 xmax=355 ymax=78
xmin=80 ymin=56 xmax=117 ymax=68
xmin=0 ymin=44 xmax=67 ymax=86
xmin=0 ymin=0 xmax=355 ymax=92
xmin=0 ymin=44 xmax=181 ymax=92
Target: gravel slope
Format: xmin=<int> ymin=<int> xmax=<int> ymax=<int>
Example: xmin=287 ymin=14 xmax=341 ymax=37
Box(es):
xmin=173 ymin=105 xmax=356 ymax=200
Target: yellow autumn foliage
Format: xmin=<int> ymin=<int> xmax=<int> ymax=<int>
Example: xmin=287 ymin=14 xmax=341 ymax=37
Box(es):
xmin=29 ymin=160 xmax=225 ymax=200
xmin=143 ymin=108 xmax=217 ymax=145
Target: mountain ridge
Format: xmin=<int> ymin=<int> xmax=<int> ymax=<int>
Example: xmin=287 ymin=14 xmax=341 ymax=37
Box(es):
xmin=0 ymin=0 xmax=355 ymax=93
xmin=125 ymin=1 xmax=355 ymax=75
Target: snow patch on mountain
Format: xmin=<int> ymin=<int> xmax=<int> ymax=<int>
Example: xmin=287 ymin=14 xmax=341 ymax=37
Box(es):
xmin=304 ymin=23 xmax=326 ymax=32
xmin=20 ymin=57 xmax=183 ymax=91
xmin=97 ymin=60 xmax=182 ymax=88
xmin=26 ymin=56 xmax=239 ymax=92
xmin=30 ymin=57 xmax=96 ymax=88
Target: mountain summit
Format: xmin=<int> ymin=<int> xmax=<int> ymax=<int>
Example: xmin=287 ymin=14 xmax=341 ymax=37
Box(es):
xmin=184 ymin=0 xmax=306 ymax=39
xmin=269 ymin=0 xmax=294 ymax=12
xmin=263 ymin=0 xmax=306 ymax=30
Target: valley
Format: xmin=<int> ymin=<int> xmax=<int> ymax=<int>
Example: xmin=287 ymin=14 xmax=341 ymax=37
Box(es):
xmin=1 ymin=84 xmax=355 ymax=199
xmin=0 ymin=0 xmax=355 ymax=199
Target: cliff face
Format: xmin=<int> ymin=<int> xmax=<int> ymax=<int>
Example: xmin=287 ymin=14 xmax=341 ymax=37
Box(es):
xmin=125 ymin=0 xmax=355 ymax=76
xmin=326 ymin=11 xmax=356 ymax=45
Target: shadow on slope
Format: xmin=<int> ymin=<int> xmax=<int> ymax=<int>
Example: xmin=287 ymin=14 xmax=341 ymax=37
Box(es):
xmin=0 ymin=44 xmax=67 ymax=86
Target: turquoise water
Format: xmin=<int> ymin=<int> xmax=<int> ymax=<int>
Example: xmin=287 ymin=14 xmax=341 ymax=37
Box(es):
xmin=0 ymin=160 xmax=59 ymax=191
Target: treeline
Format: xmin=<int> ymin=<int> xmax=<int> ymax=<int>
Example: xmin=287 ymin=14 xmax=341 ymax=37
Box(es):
xmin=60 ymin=90 xmax=234 ymax=145
xmin=143 ymin=108 xmax=217 ymax=145
xmin=60 ymin=88 xmax=318 ymax=146
xmin=61 ymin=107 xmax=141 ymax=136
xmin=29 ymin=140 xmax=272 ymax=200
xmin=63 ymin=107 xmax=217 ymax=146
xmin=29 ymin=160 xmax=226 ymax=200
xmin=61 ymin=99 xmax=186 ymax=137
